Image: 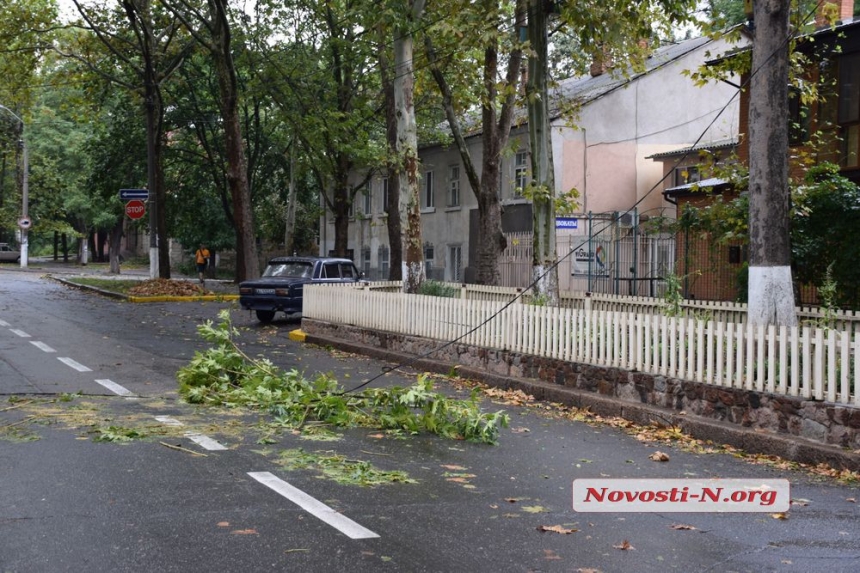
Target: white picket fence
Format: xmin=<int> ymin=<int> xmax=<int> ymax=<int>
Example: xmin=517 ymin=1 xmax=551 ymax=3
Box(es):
xmin=304 ymin=284 xmax=860 ymax=406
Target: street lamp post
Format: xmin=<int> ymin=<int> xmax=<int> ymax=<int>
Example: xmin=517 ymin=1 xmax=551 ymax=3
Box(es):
xmin=0 ymin=104 xmax=29 ymax=269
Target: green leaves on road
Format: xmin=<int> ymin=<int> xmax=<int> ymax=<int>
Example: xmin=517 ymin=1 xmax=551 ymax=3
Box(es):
xmin=177 ymin=311 xmax=509 ymax=444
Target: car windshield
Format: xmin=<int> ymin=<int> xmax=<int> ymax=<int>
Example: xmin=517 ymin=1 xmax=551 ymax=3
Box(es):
xmin=262 ymin=261 xmax=313 ymax=278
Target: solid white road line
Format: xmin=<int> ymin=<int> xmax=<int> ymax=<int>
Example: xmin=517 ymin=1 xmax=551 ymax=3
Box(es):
xmin=30 ymin=341 xmax=56 ymax=353
xmin=95 ymin=379 xmax=135 ymax=397
xmin=57 ymin=357 xmax=92 ymax=372
xmin=154 ymin=416 xmax=183 ymax=426
xmin=184 ymin=432 xmax=227 ymax=451
xmin=10 ymin=329 xmax=30 ymax=338
xmin=248 ymin=471 xmax=380 ymax=540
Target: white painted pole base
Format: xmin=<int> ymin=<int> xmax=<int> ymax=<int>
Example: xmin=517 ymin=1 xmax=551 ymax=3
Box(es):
xmin=747 ymin=265 xmax=796 ymax=327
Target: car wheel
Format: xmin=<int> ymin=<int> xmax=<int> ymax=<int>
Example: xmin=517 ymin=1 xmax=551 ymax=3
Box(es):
xmin=255 ymin=310 xmax=276 ymax=323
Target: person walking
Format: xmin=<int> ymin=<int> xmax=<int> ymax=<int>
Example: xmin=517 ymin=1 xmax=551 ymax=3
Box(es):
xmin=195 ymin=243 xmax=210 ymax=284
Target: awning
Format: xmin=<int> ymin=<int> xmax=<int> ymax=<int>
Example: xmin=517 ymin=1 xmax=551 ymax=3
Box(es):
xmin=663 ymin=177 xmax=731 ymax=197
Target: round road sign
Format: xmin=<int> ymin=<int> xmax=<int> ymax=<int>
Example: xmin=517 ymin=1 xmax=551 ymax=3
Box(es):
xmin=126 ymin=199 xmax=146 ymax=220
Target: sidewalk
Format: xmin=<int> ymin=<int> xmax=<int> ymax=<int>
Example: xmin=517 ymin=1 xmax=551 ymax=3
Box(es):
xmin=4 ymin=258 xmax=237 ymax=295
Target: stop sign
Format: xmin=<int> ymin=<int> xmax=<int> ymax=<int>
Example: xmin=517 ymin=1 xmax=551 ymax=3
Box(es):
xmin=125 ymin=199 xmax=146 ymax=220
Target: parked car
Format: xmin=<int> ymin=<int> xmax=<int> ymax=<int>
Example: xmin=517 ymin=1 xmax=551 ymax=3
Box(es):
xmin=0 ymin=243 xmax=20 ymax=263
xmin=239 ymin=256 xmax=362 ymax=322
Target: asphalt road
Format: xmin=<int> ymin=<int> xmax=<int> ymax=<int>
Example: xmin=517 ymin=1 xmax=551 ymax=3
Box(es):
xmin=1 ymin=268 xmax=859 ymax=573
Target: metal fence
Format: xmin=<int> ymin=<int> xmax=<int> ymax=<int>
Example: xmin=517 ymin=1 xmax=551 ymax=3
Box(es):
xmin=500 ymin=211 xmax=676 ymax=298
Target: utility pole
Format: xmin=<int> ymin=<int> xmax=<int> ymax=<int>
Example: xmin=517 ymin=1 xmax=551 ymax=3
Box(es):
xmin=527 ymin=0 xmax=559 ymax=305
xmin=747 ymin=0 xmax=796 ymax=326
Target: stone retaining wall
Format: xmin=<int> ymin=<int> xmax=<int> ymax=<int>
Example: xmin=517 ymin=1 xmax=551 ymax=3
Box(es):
xmin=303 ymin=319 xmax=860 ymax=452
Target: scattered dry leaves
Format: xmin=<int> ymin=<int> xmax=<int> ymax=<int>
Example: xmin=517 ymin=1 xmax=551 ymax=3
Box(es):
xmin=128 ymin=279 xmax=212 ymax=297
xmin=537 ymin=525 xmax=578 ymax=534
xmin=613 ymin=540 xmax=635 ymax=551
xmin=669 ymin=524 xmax=697 ymax=531
xmin=649 ymin=451 xmax=670 ymax=462
xmin=231 ymin=529 xmax=259 ymax=535
xmin=771 ymin=512 xmax=789 ymax=520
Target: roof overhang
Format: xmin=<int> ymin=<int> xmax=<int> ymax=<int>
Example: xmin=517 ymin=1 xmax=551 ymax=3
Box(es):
xmin=663 ymin=177 xmax=732 ymax=199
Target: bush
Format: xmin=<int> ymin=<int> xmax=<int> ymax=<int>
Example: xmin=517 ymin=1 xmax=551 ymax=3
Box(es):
xmin=418 ymin=280 xmax=459 ymax=298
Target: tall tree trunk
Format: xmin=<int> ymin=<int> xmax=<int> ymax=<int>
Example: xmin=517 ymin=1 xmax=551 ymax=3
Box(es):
xmin=208 ymin=0 xmax=258 ymax=282
xmin=748 ymin=0 xmax=796 ymax=326
xmin=394 ymin=0 xmax=426 ymax=293
xmin=527 ymin=0 xmax=558 ymax=304
xmin=379 ymin=28 xmax=402 ymax=280
xmin=109 ymin=220 xmax=123 ymax=274
xmin=425 ymin=0 xmax=524 ymax=286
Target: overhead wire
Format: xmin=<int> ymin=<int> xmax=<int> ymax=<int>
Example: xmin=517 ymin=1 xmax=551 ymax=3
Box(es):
xmin=339 ymin=0 xmax=830 ymax=394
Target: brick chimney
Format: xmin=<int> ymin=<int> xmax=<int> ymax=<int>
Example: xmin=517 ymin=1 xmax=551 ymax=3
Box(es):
xmin=815 ymin=0 xmax=855 ymax=27
xmin=589 ymin=47 xmax=612 ymax=77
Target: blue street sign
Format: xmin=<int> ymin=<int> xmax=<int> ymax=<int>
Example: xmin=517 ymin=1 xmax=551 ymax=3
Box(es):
xmin=556 ymin=217 xmax=579 ymax=229
xmin=119 ymin=188 xmax=149 ymax=200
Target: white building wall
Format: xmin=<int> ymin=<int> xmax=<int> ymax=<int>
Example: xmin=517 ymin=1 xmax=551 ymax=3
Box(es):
xmin=324 ymin=35 xmax=744 ymax=280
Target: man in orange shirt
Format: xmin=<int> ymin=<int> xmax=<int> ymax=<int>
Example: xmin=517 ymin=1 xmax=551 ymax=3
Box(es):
xmin=195 ymin=243 xmax=210 ymax=284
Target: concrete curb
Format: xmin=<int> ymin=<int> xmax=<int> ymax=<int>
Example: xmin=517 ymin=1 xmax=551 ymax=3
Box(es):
xmin=303 ymin=331 xmax=860 ymax=472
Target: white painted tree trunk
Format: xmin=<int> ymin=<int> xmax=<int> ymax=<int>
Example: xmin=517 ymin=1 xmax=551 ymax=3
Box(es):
xmin=747 ymin=0 xmax=796 ymax=327
xmin=527 ymin=0 xmax=558 ymax=305
xmin=394 ymin=0 xmax=426 ymax=294
xmin=748 ymin=266 xmax=796 ymax=325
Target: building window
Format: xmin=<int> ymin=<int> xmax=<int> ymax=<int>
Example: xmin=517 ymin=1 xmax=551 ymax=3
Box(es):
xmin=514 ymin=151 xmax=528 ymax=196
xmin=448 ymin=245 xmax=462 ymax=282
xmin=424 ymin=170 xmax=434 ymax=208
xmin=381 ymin=177 xmax=389 ymax=214
xmin=674 ymin=165 xmax=701 ymax=187
xmin=362 ymin=246 xmax=371 ymax=275
xmin=448 ymin=165 xmax=460 ymax=207
xmin=348 ymin=196 xmax=355 ymax=219
xmin=424 ymin=242 xmax=434 ymax=276
xmin=363 ymin=185 xmax=372 ymax=215
xmin=838 ymin=53 xmax=860 ymax=168
xmin=378 ymin=245 xmax=390 ymax=277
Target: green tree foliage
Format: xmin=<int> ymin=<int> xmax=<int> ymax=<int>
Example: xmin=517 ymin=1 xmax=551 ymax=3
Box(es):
xmin=792 ymin=164 xmax=860 ymax=308
xmin=178 ymin=311 xmax=509 ymax=444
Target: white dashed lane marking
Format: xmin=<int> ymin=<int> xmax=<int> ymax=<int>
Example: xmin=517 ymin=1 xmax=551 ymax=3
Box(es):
xmin=10 ymin=329 xmax=30 ymax=338
xmin=248 ymin=471 xmax=380 ymax=540
xmin=154 ymin=416 xmax=183 ymax=426
xmin=0 ymin=320 xmax=10 ymax=327
xmin=30 ymin=341 xmax=56 ymax=353
xmin=57 ymin=357 xmax=92 ymax=372
xmin=95 ymin=379 xmax=135 ymax=397
xmin=185 ymin=433 xmax=228 ymax=451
